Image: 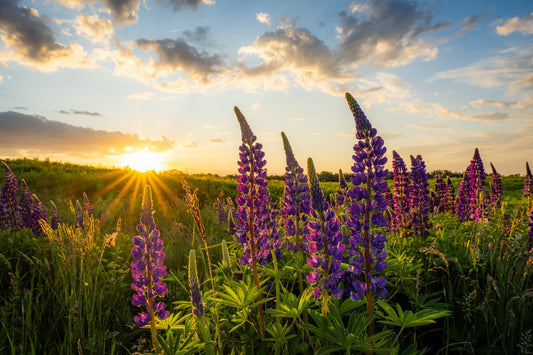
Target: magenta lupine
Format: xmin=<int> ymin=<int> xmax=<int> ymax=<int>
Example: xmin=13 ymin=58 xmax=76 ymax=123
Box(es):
xmin=468 ymin=148 xmax=489 ymax=222
xmin=489 ymin=163 xmax=503 ymax=209
xmin=50 ymin=201 xmax=61 ymax=229
xmin=456 ymin=168 xmax=471 ymax=222
xmin=233 ymin=107 xmax=274 ymax=268
xmin=391 ymin=151 xmax=411 ymax=235
xmin=344 ymin=93 xmax=388 ymax=334
xmin=524 ymin=162 xmax=533 ymax=197
xmin=19 ymin=179 xmax=32 ymax=228
xmin=306 ymin=158 xmax=345 ymax=304
xmin=434 ymin=175 xmax=447 ymax=214
xmin=0 ymin=161 xmax=21 ymax=231
xmin=444 ymin=177 xmax=456 ymax=213
xmin=29 ymin=194 xmax=47 ymax=236
xmin=280 ymin=132 xmax=311 ymax=253
xmin=410 ymin=155 xmax=431 ymax=237
xmin=131 ymin=185 xmax=169 ymax=332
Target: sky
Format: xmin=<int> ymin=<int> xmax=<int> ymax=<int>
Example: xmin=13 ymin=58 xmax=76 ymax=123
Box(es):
xmin=0 ymin=0 xmax=532 ymax=176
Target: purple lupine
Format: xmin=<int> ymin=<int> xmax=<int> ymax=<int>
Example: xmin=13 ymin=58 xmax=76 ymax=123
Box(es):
xmin=188 ymin=250 xmax=204 ymax=317
xmin=131 ymin=185 xmax=169 ymax=328
xmin=0 ymin=162 xmax=21 ymax=231
xmin=83 ymin=192 xmax=93 ymax=218
xmin=524 ymin=162 xmax=533 ymax=197
xmin=391 ymin=151 xmax=411 ymax=235
xmin=335 ymin=169 xmax=350 ymax=207
xmin=344 ymin=93 xmax=388 ymax=308
xmin=434 ymin=175 xmax=447 ymax=214
xmin=456 ymin=168 xmax=471 ymax=222
xmin=233 ymin=107 xmax=273 ymax=268
xmin=527 ymin=204 xmax=533 ymax=251
xmin=19 ymin=179 xmax=32 ymax=228
xmin=444 ymin=177 xmax=456 ymax=214
xmin=280 ymin=131 xmax=311 ymax=253
xmin=410 ymin=155 xmax=431 ymax=237
xmin=50 ymin=201 xmax=61 ymax=229
xmin=468 ymin=148 xmax=489 ymax=222
xmin=489 ymin=163 xmax=503 ymax=209
xmin=29 ymin=194 xmax=48 ymax=236
xmin=75 ymin=200 xmax=84 ymax=229
xmin=306 ymin=157 xmax=345 ymax=301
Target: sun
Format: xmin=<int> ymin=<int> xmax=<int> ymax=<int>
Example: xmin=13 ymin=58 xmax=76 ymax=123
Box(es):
xmin=120 ymin=151 xmax=166 ymax=173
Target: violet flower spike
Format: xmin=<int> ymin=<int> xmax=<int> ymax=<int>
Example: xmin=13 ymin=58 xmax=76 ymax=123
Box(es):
xmin=444 ymin=177 xmax=456 ymax=214
xmin=50 ymin=201 xmax=61 ymax=229
xmin=233 ymin=107 xmax=273 ymax=267
xmin=456 ymin=168 xmax=471 ymax=222
xmin=527 ymin=203 xmax=533 ymax=251
xmin=188 ymin=250 xmax=204 ymax=317
xmin=19 ymin=179 xmax=32 ymax=229
xmin=306 ymin=158 xmax=345 ymax=301
xmin=280 ymin=132 xmax=311 ymax=253
xmin=344 ymin=93 xmax=388 ymax=305
xmin=29 ymin=194 xmax=47 ymax=236
xmin=468 ymin=148 xmax=489 ymax=222
xmin=434 ymin=175 xmax=447 ymax=214
xmin=0 ymin=161 xmax=21 ymax=232
xmin=391 ymin=151 xmax=411 ymax=235
xmin=489 ymin=163 xmax=503 ymax=209
xmin=409 ymin=155 xmax=431 ymax=237
xmin=131 ymin=185 xmax=168 ymax=328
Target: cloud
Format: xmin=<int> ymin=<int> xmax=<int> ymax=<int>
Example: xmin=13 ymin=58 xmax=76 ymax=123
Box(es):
xmin=181 ymin=142 xmax=197 ymax=148
xmin=456 ymin=15 xmax=481 ymax=36
xmin=0 ymin=112 xmax=175 ymax=160
xmin=251 ymin=103 xmax=262 ymax=110
xmin=470 ymin=99 xmax=515 ymax=109
xmin=154 ymin=0 xmax=214 ymax=12
xmin=74 ymin=14 xmax=113 ymax=43
xmin=209 ymin=138 xmax=226 ymax=143
xmin=183 ymin=26 xmax=211 ymax=45
xmin=256 ymin=12 xmax=271 ymax=26
xmin=496 ymin=12 xmax=533 ymax=36
xmin=56 ymin=0 xmax=139 ymax=25
xmin=469 ymin=112 xmax=512 ymax=122
xmin=59 ymin=109 xmax=103 ymax=117
xmin=0 ymin=0 xmax=93 ymax=71
xmin=135 ymin=36 xmax=225 ymax=83
xmin=127 ymin=91 xmax=155 ymax=99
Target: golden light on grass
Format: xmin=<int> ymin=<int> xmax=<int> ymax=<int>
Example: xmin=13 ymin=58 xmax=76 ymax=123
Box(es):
xmin=120 ymin=151 xmax=166 ymax=173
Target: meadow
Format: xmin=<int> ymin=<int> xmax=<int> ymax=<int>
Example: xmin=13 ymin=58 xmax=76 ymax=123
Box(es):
xmin=1 ymin=96 xmax=533 ymax=355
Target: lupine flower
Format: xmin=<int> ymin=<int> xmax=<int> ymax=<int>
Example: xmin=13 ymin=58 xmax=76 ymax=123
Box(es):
xmin=188 ymin=250 xmax=204 ymax=317
xmin=434 ymin=175 xmax=447 ymax=214
xmin=410 ymin=155 xmax=431 ymax=237
xmin=131 ymin=185 xmax=169 ymax=328
xmin=75 ymin=200 xmax=84 ymax=229
xmin=391 ymin=151 xmax=411 ymax=235
xmin=0 ymin=162 xmax=21 ymax=231
xmin=335 ymin=169 xmax=350 ymax=207
xmin=444 ymin=177 xmax=456 ymax=213
xmin=527 ymin=205 xmax=533 ymax=251
xmin=456 ymin=168 xmax=471 ymax=222
xmin=19 ymin=179 xmax=32 ymax=228
xmin=524 ymin=162 xmax=533 ymax=197
xmin=233 ymin=107 xmax=273 ymax=267
xmin=83 ymin=192 xmax=93 ymax=218
xmin=50 ymin=201 xmax=61 ymax=229
xmin=468 ymin=148 xmax=489 ymax=222
xmin=489 ymin=163 xmax=503 ymax=209
xmin=306 ymin=158 xmax=345 ymax=300
xmin=280 ymin=132 xmax=311 ymax=253
xmin=29 ymin=194 xmax=47 ymax=236
xmin=344 ymin=93 xmax=388 ymax=303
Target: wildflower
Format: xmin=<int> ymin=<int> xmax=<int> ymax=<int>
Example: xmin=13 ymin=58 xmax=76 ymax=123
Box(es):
xmin=528 ymin=204 xmax=533 ymax=251
xmin=188 ymin=250 xmax=204 ymax=317
xmin=434 ymin=175 xmax=447 ymax=214
xmin=468 ymin=148 xmax=489 ymax=222
xmin=75 ymin=200 xmax=84 ymax=229
xmin=83 ymin=192 xmax=93 ymax=218
xmin=0 ymin=162 xmax=21 ymax=231
xmin=233 ymin=107 xmax=273 ymax=267
xmin=456 ymin=168 xmax=471 ymax=222
xmin=444 ymin=177 xmax=456 ymax=213
xmin=280 ymin=132 xmax=311 ymax=253
xmin=391 ymin=151 xmax=411 ymax=235
xmin=489 ymin=163 xmax=503 ymax=209
xmin=131 ymin=185 xmax=169 ymax=328
xmin=410 ymin=155 xmax=431 ymax=237
xmin=524 ymin=162 xmax=533 ymax=197
xmin=306 ymin=158 xmax=345 ymax=301
xmin=29 ymin=194 xmax=47 ymax=236
xmin=50 ymin=201 xmax=61 ymax=229
xmin=344 ymin=93 xmax=388 ymax=305
xmin=19 ymin=179 xmax=32 ymax=228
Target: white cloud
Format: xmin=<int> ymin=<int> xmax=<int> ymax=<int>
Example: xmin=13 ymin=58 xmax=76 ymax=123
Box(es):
xmin=74 ymin=14 xmax=113 ymax=43
xmin=496 ymin=12 xmax=533 ymax=36
xmin=256 ymin=12 xmax=271 ymax=26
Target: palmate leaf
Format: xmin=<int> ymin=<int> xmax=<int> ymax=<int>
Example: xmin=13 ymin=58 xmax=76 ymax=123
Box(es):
xmin=267 ymin=286 xmax=314 ymax=319
xmin=213 ymin=281 xmax=269 ymax=310
xmin=377 ymin=301 xmax=450 ymax=328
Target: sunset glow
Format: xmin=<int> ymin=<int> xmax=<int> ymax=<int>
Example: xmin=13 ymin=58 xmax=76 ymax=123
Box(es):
xmin=120 ymin=151 xmax=166 ymax=173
